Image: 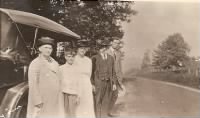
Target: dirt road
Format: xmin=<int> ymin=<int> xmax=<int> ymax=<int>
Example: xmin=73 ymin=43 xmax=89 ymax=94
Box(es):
xmin=114 ymin=76 xmax=200 ymax=117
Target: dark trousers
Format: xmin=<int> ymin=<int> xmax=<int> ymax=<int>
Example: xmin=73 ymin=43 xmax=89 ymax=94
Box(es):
xmin=94 ymin=80 xmax=112 ymax=118
xmin=108 ymin=87 xmax=118 ymax=114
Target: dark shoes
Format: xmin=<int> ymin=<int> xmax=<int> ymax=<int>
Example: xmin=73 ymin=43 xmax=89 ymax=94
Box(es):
xmin=108 ymin=112 xmax=120 ymax=117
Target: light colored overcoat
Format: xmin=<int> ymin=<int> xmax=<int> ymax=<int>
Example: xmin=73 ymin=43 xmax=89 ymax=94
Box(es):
xmin=27 ymin=56 xmax=64 ymax=118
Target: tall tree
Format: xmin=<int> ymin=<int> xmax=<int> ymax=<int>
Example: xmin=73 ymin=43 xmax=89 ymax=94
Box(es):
xmin=141 ymin=50 xmax=151 ymax=69
xmin=152 ymin=33 xmax=190 ymax=69
xmin=61 ymin=1 xmax=137 ymax=45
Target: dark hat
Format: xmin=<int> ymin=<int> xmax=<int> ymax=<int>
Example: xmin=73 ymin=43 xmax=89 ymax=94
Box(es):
xmin=96 ymin=40 xmax=110 ymax=48
xmin=37 ymin=37 xmax=55 ymax=47
xmin=64 ymin=48 xmax=76 ymax=56
xmin=111 ymin=36 xmax=120 ymax=41
xmin=77 ymin=40 xmax=89 ymax=47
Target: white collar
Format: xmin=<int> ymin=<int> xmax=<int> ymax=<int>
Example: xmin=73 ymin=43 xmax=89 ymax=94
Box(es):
xmin=75 ymin=55 xmax=85 ymax=59
xmin=110 ymin=47 xmax=115 ymax=53
xmin=65 ymin=62 xmax=73 ymax=66
xmin=39 ymin=54 xmax=53 ymax=62
xmin=100 ymin=53 xmax=107 ymax=60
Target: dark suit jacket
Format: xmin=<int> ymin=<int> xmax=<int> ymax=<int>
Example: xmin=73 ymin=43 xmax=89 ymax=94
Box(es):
xmin=91 ymin=53 xmax=117 ymax=86
xmin=107 ymin=48 xmax=123 ymax=89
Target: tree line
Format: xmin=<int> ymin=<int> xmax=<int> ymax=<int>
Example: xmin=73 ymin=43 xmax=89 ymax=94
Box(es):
xmin=141 ymin=33 xmax=199 ymax=74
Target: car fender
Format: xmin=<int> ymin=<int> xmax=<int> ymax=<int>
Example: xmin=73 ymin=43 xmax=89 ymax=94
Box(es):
xmin=0 ymin=82 xmax=28 ymax=118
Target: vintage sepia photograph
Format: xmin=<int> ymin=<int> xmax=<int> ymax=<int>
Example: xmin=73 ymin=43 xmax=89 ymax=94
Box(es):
xmin=0 ymin=0 xmax=199 ymax=118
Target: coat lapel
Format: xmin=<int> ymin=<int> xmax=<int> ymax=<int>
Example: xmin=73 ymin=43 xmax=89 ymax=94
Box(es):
xmin=40 ymin=57 xmax=59 ymax=74
xmin=107 ymin=48 xmax=114 ymax=57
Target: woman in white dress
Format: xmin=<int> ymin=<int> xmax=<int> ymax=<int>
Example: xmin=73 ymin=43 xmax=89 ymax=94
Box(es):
xmin=74 ymin=40 xmax=95 ymax=117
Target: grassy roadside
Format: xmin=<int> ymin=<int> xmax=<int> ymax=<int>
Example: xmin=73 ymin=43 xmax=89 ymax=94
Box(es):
xmin=136 ymin=71 xmax=200 ymax=89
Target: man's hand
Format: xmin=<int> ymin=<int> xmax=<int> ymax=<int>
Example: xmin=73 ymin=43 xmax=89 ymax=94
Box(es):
xmin=75 ymin=96 xmax=80 ymax=105
xmin=112 ymin=84 xmax=117 ymax=91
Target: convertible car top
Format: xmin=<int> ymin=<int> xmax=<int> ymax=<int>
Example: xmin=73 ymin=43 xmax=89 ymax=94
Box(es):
xmin=0 ymin=8 xmax=80 ymax=39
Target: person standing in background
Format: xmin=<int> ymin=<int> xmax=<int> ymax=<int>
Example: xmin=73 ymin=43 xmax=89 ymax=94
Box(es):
xmin=106 ymin=38 xmax=124 ymax=117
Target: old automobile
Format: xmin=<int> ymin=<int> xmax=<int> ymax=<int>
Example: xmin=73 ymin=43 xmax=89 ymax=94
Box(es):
xmin=0 ymin=8 xmax=80 ymax=118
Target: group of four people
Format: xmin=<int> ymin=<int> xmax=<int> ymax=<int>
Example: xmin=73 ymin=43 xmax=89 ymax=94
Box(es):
xmin=27 ymin=36 xmax=123 ymax=118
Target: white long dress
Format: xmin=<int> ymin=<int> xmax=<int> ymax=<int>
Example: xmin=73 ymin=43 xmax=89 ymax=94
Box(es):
xmin=74 ymin=55 xmax=95 ymax=118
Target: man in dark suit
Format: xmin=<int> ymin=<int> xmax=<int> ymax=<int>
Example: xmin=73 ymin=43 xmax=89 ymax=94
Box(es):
xmin=91 ymin=40 xmax=117 ymax=118
xmin=106 ymin=38 xmax=124 ymax=116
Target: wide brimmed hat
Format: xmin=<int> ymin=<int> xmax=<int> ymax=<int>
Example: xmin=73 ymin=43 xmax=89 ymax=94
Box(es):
xmin=37 ymin=37 xmax=55 ymax=47
xmin=77 ymin=40 xmax=89 ymax=47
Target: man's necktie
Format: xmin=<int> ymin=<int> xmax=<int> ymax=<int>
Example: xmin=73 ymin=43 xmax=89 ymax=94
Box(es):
xmin=113 ymin=51 xmax=116 ymax=60
xmin=104 ymin=54 xmax=106 ymax=60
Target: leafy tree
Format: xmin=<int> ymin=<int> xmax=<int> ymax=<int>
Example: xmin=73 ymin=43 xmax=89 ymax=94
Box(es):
xmin=59 ymin=1 xmax=137 ymax=46
xmin=1 ymin=0 xmax=33 ymax=12
xmin=152 ymin=33 xmax=190 ymax=69
xmin=141 ymin=50 xmax=151 ymax=69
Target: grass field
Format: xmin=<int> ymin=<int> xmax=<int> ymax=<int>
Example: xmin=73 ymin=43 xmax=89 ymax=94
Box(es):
xmin=136 ymin=71 xmax=200 ymax=89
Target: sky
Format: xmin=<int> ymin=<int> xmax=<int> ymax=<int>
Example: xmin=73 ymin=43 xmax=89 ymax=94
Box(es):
xmin=122 ymin=1 xmax=200 ymax=72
